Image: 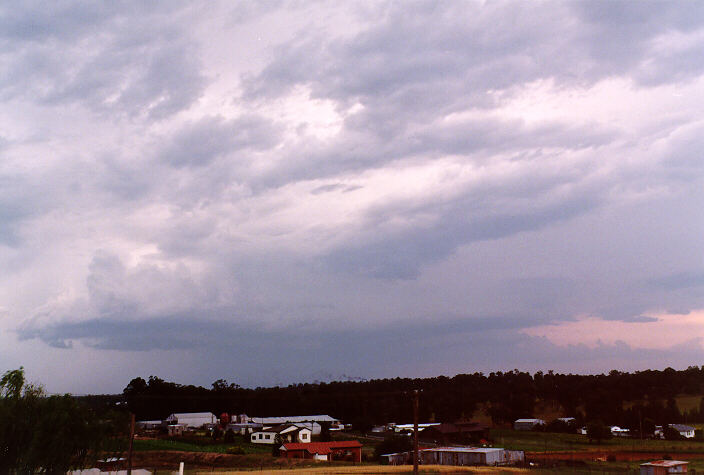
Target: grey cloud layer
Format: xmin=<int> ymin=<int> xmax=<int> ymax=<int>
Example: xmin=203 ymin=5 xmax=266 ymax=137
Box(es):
xmin=17 ymin=312 xmax=704 ymax=388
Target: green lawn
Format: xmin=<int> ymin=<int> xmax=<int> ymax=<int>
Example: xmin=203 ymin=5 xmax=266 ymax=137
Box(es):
xmin=491 ymin=428 xmax=704 ymax=454
xmin=133 ymin=437 xmax=272 ymax=454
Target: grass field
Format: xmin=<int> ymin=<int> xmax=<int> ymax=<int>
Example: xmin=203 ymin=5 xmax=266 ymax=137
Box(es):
xmin=491 ymin=428 xmax=704 ymax=453
xmin=133 ymin=437 xmax=271 ymax=454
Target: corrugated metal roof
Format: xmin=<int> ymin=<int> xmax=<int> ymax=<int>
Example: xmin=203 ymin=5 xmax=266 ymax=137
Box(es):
xmin=169 ymin=412 xmax=216 ymax=419
xmin=251 ymin=415 xmax=339 ymax=423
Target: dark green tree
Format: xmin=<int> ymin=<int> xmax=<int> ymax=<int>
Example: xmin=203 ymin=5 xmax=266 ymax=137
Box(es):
xmin=0 ymin=367 xmax=120 ymax=473
xmin=586 ymin=420 xmax=612 ymax=444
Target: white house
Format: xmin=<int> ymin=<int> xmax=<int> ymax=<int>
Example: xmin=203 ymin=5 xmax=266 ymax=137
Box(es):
xmin=250 ymin=424 xmax=312 ymax=445
xmin=249 ymin=415 xmax=341 ymax=435
xmin=165 ymin=412 xmax=218 ymax=428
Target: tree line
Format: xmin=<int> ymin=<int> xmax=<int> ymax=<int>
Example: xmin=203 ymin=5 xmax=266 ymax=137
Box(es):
xmin=122 ymin=366 xmax=704 ymax=431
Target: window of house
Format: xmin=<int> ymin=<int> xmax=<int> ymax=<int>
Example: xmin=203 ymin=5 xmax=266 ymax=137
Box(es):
xmin=258 ymin=434 xmax=263 ymax=439
xmin=265 ymin=434 xmax=271 ymax=439
xmin=301 ymin=433 xmax=307 ymax=439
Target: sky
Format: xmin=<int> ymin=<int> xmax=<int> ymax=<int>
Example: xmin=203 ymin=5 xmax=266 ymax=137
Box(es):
xmin=1 ymin=1 xmax=704 ymax=395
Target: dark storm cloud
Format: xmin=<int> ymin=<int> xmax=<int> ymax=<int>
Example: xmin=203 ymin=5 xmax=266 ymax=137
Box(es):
xmin=17 ymin=311 xmax=704 ymax=387
xmin=651 ymin=272 xmax=704 ymax=291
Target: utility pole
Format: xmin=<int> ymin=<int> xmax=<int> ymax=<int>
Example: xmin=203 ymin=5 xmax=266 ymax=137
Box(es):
xmin=413 ymin=389 xmax=419 ymax=475
xmin=127 ymin=412 xmax=135 ymax=475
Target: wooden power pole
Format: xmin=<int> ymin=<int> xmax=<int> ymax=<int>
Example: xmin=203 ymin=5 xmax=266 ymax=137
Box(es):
xmin=413 ymin=389 xmax=419 ymax=475
xmin=127 ymin=412 xmax=135 ymax=475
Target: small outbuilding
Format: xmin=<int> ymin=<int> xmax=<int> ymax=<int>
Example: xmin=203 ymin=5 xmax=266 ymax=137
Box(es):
xmin=640 ymin=460 xmax=688 ymax=475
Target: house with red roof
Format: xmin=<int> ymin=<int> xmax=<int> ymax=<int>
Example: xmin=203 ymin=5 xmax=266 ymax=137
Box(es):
xmin=280 ymin=441 xmax=362 ymax=462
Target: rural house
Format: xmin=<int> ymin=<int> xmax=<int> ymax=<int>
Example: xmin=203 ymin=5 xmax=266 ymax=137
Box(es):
xmin=249 ymin=414 xmax=341 ymax=434
xmin=250 ymin=424 xmax=312 ymax=444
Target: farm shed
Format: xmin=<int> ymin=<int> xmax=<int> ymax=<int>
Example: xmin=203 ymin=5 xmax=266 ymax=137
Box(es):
xmin=420 ymin=447 xmax=524 ymax=466
xmin=165 ymin=412 xmax=218 ymax=428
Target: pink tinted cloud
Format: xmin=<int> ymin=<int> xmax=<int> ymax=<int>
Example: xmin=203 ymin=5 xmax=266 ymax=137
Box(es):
xmin=522 ymin=310 xmax=704 ymax=349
